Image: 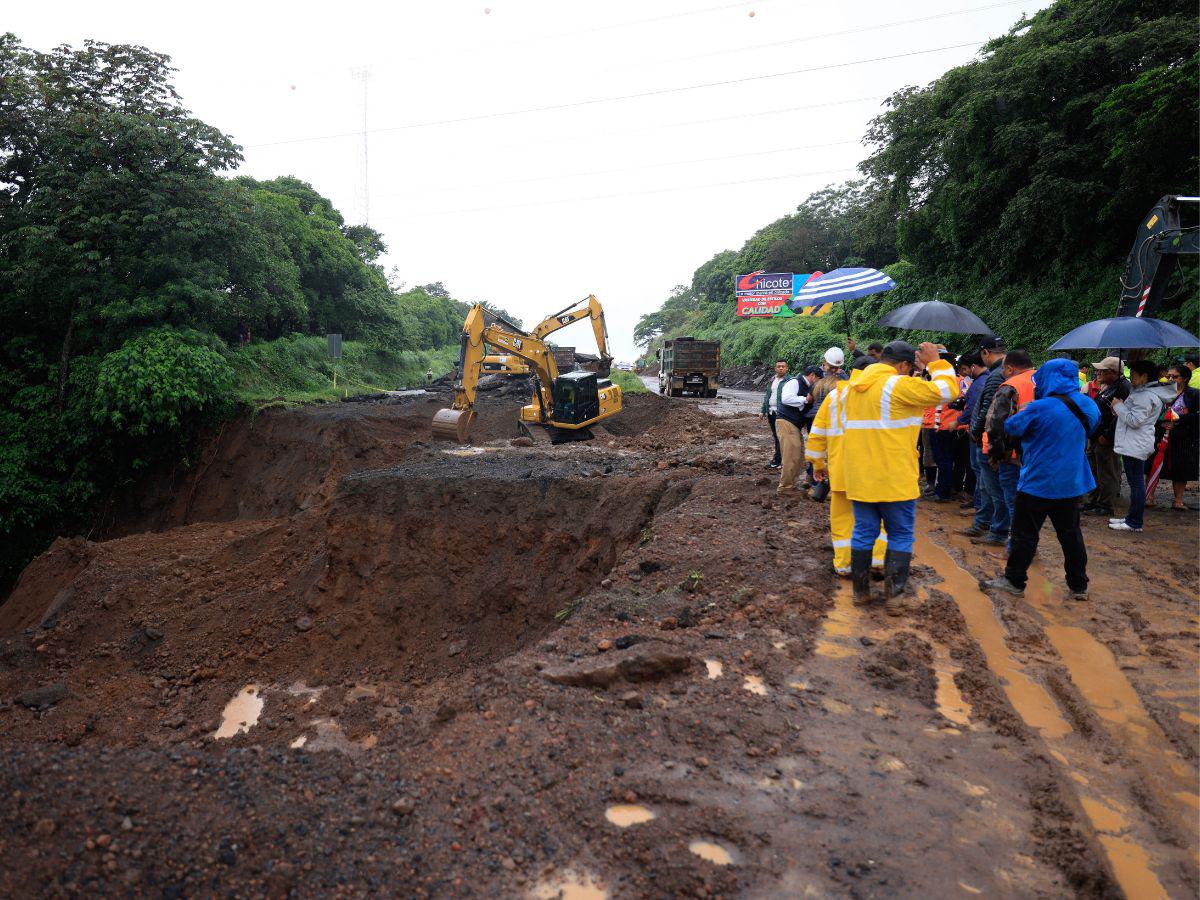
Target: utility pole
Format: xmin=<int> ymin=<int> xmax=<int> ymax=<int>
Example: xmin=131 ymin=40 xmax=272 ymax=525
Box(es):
xmin=350 ymin=66 xmax=372 ymax=225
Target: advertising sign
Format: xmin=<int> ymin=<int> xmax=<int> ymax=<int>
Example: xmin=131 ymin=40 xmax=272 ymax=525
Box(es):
xmin=735 ymin=271 xmax=793 ymax=317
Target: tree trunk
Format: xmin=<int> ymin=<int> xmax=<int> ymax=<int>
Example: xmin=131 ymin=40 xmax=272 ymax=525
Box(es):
xmin=56 ymin=316 xmax=75 ymax=415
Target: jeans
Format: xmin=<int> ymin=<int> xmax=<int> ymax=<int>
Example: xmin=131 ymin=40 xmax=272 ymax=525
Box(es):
xmin=851 ymin=499 xmax=916 ymax=554
xmin=1121 ymin=454 xmax=1146 ymax=529
xmin=969 ymin=443 xmax=985 ymax=513
xmin=1005 ymin=492 xmax=1088 ymax=592
xmin=998 ymin=462 xmax=1020 ymax=539
xmin=931 ymin=430 xmax=963 ymax=499
xmin=767 ymin=413 xmax=780 ymax=466
xmin=976 ymin=459 xmax=1009 ymax=537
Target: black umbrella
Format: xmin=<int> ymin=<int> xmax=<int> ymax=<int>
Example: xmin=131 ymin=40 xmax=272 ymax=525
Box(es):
xmin=1048 ymin=316 xmax=1200 ymax=350
xmin=876 ymin=301 xmax=995 ymax=336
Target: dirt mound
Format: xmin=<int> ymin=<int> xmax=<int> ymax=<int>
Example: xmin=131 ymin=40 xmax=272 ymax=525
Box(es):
xmin=603 ymin=393 xmax=740 ymax=448
xmin=720 ymin=363 xmax=772 ymax=389
xmin=99 ymin=394 xmax=526 ymax=537
xmin=860 ymin=631 xmax=937 ymax=707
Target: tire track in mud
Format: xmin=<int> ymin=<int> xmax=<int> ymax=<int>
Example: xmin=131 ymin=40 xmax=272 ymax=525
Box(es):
xmin=916 ymin=527 xmax=1193 ymax=898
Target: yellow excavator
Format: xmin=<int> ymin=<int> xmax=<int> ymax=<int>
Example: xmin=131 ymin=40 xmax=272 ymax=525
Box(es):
xmin=432 ymin=296 xmax=622 ymax=444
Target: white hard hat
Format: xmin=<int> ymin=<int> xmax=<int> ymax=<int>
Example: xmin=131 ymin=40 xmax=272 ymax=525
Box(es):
xmin=824 ymin=347 xmax=844 ymax=367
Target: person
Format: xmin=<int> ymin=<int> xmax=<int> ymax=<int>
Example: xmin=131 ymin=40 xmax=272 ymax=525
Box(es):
xmin=956 ymin=353 xmax=988 ymax=521
xmin=983 ymin=349 xmax=1035 ymax=544
xmin=426 ymin=367 xmax=434 ymax=385
xmin=1082 ymin=356 xmax=1131 ymax=516
xmin=1161 ymin=364 xmax=1199 ymax=509
xmin=968 ymin=337 xmax=1009 ymax=544
xmin=981 ymin=359 xmax=1099 ymax=600
xmin=842 ymin=340 xmax=960 ymax=614
xmin=929 ymin=352 xmax=968 ymax=502
xmin=759 ymin=359 xmax=789 ymax=469
xmin=1108 ymin=360 xmax=1175 ymax=531
xmin=846 ymin=339 xmax=884 ymax=365
xmin=1185 ymin=353 xmax=1200 ymax=390
xmin=774 ymin=363 xmax=812 ymax=496
xmin=798 ymin=365 xmax=823 ymax=487
xmin=821 ymin=347 xmax=849 ymax=381
xmin=806 ymin=356 xmax=887 ymax=576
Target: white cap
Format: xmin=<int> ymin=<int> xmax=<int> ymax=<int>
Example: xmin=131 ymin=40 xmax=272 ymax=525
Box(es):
xmin=824 ymin=347 xmax=844 ymax=367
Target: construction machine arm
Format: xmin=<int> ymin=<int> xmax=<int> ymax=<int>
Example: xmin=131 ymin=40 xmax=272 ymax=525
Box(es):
xmin=531 ymin=295 xmax=614 ymax=376
xmin=432 ymin=304 xmax=559 ymax=441
xmin=1116 ymin=195 xmax=1200 ymax=317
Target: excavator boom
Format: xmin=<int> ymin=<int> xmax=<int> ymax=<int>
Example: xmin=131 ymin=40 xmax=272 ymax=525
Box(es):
xmin=531 ymin=295 xmax=614 ymax=376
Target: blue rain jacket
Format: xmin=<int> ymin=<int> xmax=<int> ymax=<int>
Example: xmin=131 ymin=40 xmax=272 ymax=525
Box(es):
xmin=1004 ymin=359 xmax=1101 ymax=500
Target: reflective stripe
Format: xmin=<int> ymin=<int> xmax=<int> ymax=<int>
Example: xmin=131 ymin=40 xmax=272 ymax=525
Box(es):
xmin=844 ymin=416 xmax=924 ymax=430
xmin=806 ymin=450 xmax=827 ymax=459
xmin=934 ymin=379 xmax=952 ymax=401
xmin=831 ymin=539 xmax=852 ymax=548
xmin=879 ymin=375 xmax=901 ymax=422
xmin=809 ymin=427 xmax=832 ymax=436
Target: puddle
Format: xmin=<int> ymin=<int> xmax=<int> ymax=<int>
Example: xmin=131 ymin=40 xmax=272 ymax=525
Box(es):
xmin=530 ymin=869 xmax=608 ymax=899
xmin=213 ymin=685 xmax=263 ymax=739
xmin=822 ymin=698 xmax=851 ymax=715
xmin=742 ymin=675 xmax=767 ymax=696
xmin=297 ymin=718 xmax=377 ymax=756
xmin=287 ymin=681 xmax=324 ymax=706
xmin=604 ymin=805 xmax=655 ymax=827
xmin=962 ymin=781 xmax=989 ymax=797
xmin=788 ymin=680 xmax=809 ymax=691
xmin=1179 ymin=711 xmax=1199 ymax=726
xmin=290 ymin=736 xmax=307 ymax=749
xmin=704 ymin=659 xmax=723 ymax=679
xmin=689 ymin=840 xmax=734 ymax=866
xmin=878 ymin=756 xmax=906 ymax=772
xmin=814 ymin=582 xmax=865 ymax=658
xmin=934 ymin=662 xmax=972 ymax=726
xmin=958 ymin=882 xmax=983 ymax=894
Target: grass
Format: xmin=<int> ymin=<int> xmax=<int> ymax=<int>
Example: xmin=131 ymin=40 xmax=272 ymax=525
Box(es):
xmin=609 ymin=369 xmax=648 ymax=394
xmin=228 ymin=335 xmax=457 ymax=405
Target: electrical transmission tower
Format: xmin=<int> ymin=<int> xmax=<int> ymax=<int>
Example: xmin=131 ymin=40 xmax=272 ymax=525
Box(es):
xmin=350 ymin=67 xmax=372 ymax=225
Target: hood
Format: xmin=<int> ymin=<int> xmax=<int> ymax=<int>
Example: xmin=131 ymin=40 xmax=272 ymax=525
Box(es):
xmin=1140 ymin=382 xmax=1178 ymax=402
xmin=1033 ymin=358 xmax=1081 ymax=399
xmin=851 ymin=362 xmax=898 ymax=392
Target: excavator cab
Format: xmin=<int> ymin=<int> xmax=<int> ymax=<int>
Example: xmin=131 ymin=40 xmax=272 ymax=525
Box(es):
xmin=552 ymin=371 xmax=600 ymax=426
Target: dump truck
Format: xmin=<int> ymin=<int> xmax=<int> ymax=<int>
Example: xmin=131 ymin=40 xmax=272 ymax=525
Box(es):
xmin=657 ymin=337 xmax=720 ymax=397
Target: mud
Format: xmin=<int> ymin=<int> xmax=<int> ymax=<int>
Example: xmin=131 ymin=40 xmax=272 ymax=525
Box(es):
xmin=0 ymin=389 xmax=1196 ymax=897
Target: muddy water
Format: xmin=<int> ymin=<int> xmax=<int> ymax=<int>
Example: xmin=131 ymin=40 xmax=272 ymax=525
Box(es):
xmin=742 ymin=675 xmax=767 ymax=696
xmin=530 ymin=869 xmax=608 ymax=899
xmin=814 ymin=582 xmax=865 ymax=659
xmin=604 ymin=805 xmax=655 ymax=827
xmin=213 ymin=685 xmax=263 ymax=739
xmin=704 ymin=659 xmax=723 ymax=679
xmin=915 ymin=532 xmax=1169 ymax=899
xmin=688 ymin=841 xmax=734 ymax=865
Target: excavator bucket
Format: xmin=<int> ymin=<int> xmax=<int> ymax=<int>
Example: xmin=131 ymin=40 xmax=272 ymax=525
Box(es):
xmin=432 ymin=408 xmax=475 ymax=443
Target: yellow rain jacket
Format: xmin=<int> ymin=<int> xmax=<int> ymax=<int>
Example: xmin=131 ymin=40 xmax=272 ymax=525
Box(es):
xmin=805 ymin=371 xmax=856 ymax=490
xmin=842 ymin=360 xmax=959 ymax=503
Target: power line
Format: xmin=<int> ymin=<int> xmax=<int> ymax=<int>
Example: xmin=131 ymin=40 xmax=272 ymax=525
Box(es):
xmin=245 ymin=40 xmax=985 ymax=150
xmin=375 ymin=167 xmax=861 ymax=221
xmin=385 ymin=138 xmax=862 ymax=198
xmin=616 ymin=0 xmax=1032 ymax=70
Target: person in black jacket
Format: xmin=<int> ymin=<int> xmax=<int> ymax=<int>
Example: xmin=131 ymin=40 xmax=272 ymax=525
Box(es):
xmin=967 ymin=336 xmax=1009 ymax=544
xmin=1082 ymin=356 xmax=1132 ymax=516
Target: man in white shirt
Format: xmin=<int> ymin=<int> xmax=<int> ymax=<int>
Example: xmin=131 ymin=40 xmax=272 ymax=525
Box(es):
xmin=759 ymin=359 xmax=789 ymax=469
xmin=774 ymin=366 xmax=813 ymax=495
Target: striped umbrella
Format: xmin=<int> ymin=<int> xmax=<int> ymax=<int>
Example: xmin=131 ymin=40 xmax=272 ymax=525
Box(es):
xmin=787 ymin=267 xmax=896 ymax=317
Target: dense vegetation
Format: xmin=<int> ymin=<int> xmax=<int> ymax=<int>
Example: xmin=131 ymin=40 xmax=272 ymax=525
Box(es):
xmin=637 ymin=0 xmax=1199 ymax=366
xmin=0 ymin=36 xmax=477 ymax=590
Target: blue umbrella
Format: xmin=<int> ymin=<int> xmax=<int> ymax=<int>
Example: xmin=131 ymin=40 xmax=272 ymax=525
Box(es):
xmin=1048 ymin=316 xmax=1200 ymax=351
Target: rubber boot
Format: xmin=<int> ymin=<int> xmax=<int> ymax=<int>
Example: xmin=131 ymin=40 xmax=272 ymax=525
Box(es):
xmin=850 ymin=549 xmax=874 ymax=606
xmin=883 ymin=550 xmax=913 ymax=616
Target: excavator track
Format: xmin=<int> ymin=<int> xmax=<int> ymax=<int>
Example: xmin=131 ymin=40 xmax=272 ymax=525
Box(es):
xmin=519 ymin=422 xmax=594 ymax=446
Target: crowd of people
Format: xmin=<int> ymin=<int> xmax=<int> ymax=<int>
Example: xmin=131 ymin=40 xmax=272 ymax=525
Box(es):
xmin=759 ymin=339 xmax=1200 ymax=613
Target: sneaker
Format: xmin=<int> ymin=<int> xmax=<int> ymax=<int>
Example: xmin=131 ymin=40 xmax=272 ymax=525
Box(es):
xmin=980 ymin=576 xmax=1024 ymax=596
xmin=971 ymin=533 xmax=1007 ymax=546
xmin=1068 ymin=588 xmax=1089 ymax=601
xmin=1108 ymin=517 xmax=1124 ymax=524
xmin=1108 ymin=521 xmax=1143 ymax=532
xmin=767 ymin=462 xmax=781 ymax=470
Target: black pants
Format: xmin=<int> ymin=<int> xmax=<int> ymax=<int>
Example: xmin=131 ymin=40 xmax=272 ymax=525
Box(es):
xmin=1005 ymin=491 xmax=1088 ymax=592
xmin=768 ymin=413 xmax=781 ymax=465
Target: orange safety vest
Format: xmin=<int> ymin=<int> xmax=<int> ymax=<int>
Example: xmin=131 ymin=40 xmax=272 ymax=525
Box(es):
xmin=982 ymin=369 xmax=1035 ymax=456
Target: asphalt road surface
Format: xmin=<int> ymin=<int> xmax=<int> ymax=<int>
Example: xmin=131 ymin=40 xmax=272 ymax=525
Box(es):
xmin=638 ymin=375 xmax=762 ymax=417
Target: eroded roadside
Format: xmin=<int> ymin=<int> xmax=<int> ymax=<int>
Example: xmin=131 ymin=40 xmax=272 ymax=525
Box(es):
xmin=0 ymin=391 xmax=1194 ymax=897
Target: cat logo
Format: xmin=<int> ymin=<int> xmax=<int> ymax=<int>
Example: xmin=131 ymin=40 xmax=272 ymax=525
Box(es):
xmin=558 ymin=314 xmax=573 ymax=325
xmin=511 ymin=338 xmax=523 ymax=350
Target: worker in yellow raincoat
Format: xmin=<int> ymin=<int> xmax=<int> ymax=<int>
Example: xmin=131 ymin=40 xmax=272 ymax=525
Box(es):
xmin=842 ymin=340 xmax=959 ymax=614
xmin=805 ymin=359 xmax=887 ymax=576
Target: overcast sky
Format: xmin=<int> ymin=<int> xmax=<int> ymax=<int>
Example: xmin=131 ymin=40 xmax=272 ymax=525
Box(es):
xmin=14 ymin=0 xmax=1050 ymax=361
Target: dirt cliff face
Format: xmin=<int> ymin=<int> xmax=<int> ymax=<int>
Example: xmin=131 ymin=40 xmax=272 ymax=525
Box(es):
xmin=0 ymin=389 xmax=1195 ymax=899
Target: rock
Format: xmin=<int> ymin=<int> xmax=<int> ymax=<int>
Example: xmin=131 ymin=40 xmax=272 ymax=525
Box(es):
xmin=694 ymin=756 xmax=711 ymax=768
xmin=121 ymin=817 xmax=133 ymax=831
xmin=294 ymin=616 xmax=313 ymax=633
xmin=511 ymin=436 xmax=535 ymax=447
xmin=658 ymin=617 xmax=678 ymax=631
xmin=600 ymin=578 xmax=613 ymax=589
xmin=434 ymin=703 xmax=457 ymax=723
xmin=31 ymin=819 xmax=56 ymax=837
xmin=613 ymin=635 xmax=645 ymax=650
xmin=95 ymin=834 xmax=112 ymax=848
xmin=161 ymin=714 xmax=187 ymax=730
xmin=142 ymin=625 xmax=164 ymax=641
xmin=596 ymin=639 xmax=613 ymax=652
xmin=620 ymin=691 xmax=643 ymax=709
xmin=15 ymin=682 xmax=68 ymax=711
xmin=540 ymin=643 xmax=693 ymax=688
xmin=391 ymin=797 xmax=416 ymax=816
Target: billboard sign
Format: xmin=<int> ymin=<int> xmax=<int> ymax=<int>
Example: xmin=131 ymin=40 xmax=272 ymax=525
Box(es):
xmin=735 ymin=271 xmax=794 ymax=317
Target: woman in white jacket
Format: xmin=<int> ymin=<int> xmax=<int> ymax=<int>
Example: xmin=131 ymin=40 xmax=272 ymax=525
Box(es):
xmin=1109 ymin=360 xmax=1177 ymax=532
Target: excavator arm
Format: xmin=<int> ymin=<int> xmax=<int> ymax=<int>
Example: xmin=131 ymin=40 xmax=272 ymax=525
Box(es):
xmin=531 ymin=295 xmax=614 ymax=376
xmin=432 ymin=304 xmax=559 ymax=442
xmin=1116 ymin=195 xmax=1200 ymax=317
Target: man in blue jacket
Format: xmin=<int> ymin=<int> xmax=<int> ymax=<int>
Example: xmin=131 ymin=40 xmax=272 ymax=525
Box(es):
xmin=980 ymin=358 xmax=1100 ymax=601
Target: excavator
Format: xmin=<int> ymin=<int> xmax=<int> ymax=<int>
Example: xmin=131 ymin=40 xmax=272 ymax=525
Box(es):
xmin=1115 ymin=194 xmax=1199 ymax=317
xmin=431 ymin=295 xmax=622 ymax=444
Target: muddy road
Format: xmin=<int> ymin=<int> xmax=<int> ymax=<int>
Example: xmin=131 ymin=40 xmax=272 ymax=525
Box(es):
xmin=0 ymin=387 xmax=1196 ymax=898
xmin=638 ymin=376 xmax=763 ymax=417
